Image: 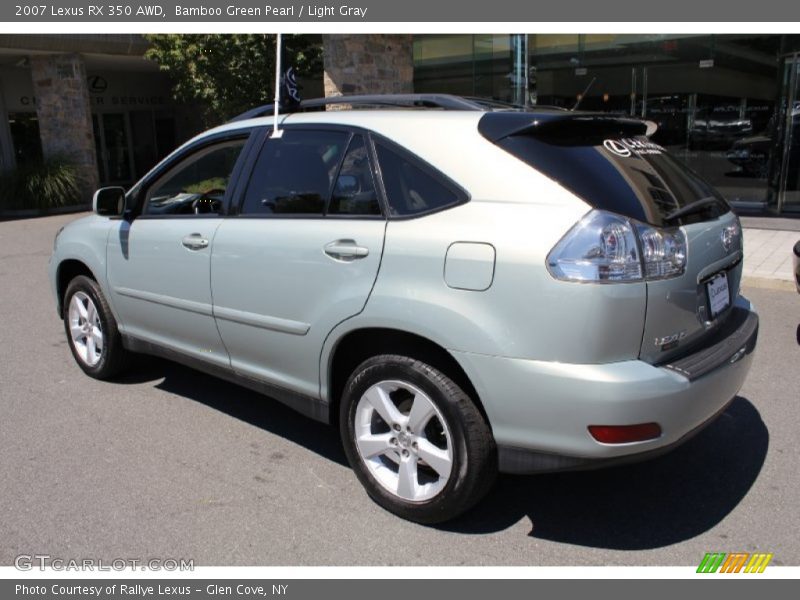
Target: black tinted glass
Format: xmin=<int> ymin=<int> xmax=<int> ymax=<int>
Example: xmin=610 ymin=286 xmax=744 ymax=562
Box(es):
xmin=145 ymin=139 xmax=246 ymax=216
xmin=496 ymin=133 xmax=730 ymax=226
xmin=242 ymin=130 xmax=348 ymax=215
xmin=375 ymin=141 xmax=463 ymax=216
xmin=329 ymin=135 xmax=381 ymax=216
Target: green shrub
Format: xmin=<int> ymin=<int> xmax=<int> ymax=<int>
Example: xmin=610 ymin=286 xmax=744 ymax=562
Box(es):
xmin=0 ymin=158 xmax=82 ymax=211
xmin=184 ymin=177 xmax=228 ymax=194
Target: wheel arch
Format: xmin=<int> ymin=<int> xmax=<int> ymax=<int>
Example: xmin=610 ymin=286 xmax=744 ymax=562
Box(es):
xmin=325 ymin=326 xmax=490 ymax=428
xmin=56 ymin=259 xmax=98 ymax=316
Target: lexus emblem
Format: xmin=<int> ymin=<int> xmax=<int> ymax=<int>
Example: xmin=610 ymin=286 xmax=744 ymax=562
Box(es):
xmin=721 ymin=225 xmax=739 ymax=252
xmin=87 ymin=75 xmax=108 ymax=94
xmin=603 ymin=139 xmax=632 ymax=157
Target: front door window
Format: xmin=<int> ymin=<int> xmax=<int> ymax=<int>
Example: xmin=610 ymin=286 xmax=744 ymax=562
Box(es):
xmin=143 ymin=139 xmax=247 ymax=216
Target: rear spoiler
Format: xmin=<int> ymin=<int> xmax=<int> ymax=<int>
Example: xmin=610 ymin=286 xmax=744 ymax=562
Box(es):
xmin=478 ymin=111 xmax=652 ymax=143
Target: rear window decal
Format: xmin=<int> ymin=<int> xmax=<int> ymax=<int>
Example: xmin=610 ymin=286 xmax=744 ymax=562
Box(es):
xmin=603 ymin=138 xmax=665 ymax=157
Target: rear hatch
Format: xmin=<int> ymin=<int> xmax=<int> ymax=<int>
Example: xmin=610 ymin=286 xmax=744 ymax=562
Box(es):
xmin=480 ymin=111 xmax=743 ymax=363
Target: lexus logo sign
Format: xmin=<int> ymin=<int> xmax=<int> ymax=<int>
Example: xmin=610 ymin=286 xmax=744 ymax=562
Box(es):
xmin=603 ymin=139 xmax=632 ymax=157
xmin=87 ymin=75 xmax=108 ymax=94
xmin=721 ymin=225 xmax=740 ymax=252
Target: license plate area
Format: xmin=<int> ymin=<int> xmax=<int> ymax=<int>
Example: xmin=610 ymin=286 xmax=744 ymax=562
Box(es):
xmin=706 ymin=272 xmax=731 ymax=319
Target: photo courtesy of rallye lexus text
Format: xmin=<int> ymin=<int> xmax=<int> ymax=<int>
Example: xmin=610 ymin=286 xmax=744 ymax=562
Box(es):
xmin=48 ymin=93 xmax=759 ymax=524
xmin=15 ymin=585 xmax=194 ymax=597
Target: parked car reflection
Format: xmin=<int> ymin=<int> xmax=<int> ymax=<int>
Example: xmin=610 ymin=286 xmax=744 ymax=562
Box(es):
xmin=689 ymin=107 xmax=753 ymax=150
xmin=726 ymin=105 xmax=800 ymax=182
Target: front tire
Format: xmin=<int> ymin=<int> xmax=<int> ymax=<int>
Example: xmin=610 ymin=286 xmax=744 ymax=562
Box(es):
xmin=340 ymin=354 xmax=497 ymax=524
xmin=63 ymin=275 xmax=127 ymax=380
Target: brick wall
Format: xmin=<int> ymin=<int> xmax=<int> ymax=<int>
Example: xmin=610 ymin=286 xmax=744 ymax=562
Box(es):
xmin=323 ymin=35 xmax=414 ymax=102
xmin=30 ymin=54 xmax=99 ymax=203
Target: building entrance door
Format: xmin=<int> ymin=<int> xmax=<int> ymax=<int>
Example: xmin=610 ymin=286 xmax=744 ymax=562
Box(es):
xmin=92 ymin=112 xmax=134 ymax=186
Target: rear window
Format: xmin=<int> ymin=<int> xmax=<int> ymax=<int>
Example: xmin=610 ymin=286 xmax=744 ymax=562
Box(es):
xmin=494 ymin=128 xmax=730 ymax=227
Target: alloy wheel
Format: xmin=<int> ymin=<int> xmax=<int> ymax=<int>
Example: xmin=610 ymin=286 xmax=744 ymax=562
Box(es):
xmin=67 ymin=291 xmax=103 ymax=367
xmin=354 ymin=380 xmax=454 ymax=502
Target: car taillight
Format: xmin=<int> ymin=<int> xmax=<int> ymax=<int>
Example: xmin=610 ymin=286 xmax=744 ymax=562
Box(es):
xmin=636 ymin=223 xmax=687 ymax=280
xmin=547 ymin=210 xmax=686 ymax=283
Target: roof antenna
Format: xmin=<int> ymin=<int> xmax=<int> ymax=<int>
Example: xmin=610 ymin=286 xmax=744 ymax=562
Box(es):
xmin=271 ymin=33 xmax=284 ymax=139
xmin=571 ymin=76 xmax=596 ymax=111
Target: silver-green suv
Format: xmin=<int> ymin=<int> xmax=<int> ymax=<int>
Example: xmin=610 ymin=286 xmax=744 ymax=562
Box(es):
xmin=49 ymin=95 xmax=758 ymax=523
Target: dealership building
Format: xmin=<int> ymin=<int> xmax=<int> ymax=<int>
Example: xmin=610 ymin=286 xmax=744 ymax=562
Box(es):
xmin=1 ymin=33 xmax=800 ymax=214
xmin=0 ymin=34 xmax=206 ymax=201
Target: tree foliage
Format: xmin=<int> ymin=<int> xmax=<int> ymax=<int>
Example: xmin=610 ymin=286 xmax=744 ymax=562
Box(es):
xmin=144 ymin=34 xmax=323 ymax=125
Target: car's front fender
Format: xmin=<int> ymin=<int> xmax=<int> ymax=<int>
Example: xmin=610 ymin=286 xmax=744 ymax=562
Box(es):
xmin=49 ymin=215 xmax=115 ymax=315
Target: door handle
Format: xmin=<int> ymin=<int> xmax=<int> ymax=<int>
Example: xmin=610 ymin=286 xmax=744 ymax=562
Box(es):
xmin=324 ymin=239 xmax=369 ymax=261
xmin=182 ymin=233 xmax=209 ymax=250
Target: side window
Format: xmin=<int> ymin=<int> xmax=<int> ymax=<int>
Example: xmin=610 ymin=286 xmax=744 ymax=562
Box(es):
xmin=143 ymin=138 xmax=247 ymax=216
xmin=374 ymin=140 xmax=465 ymax=216
xmin=241 ymin=130 xmax=349 ymax=215
xmin=329 ymin=135 xmax=381 ymax=216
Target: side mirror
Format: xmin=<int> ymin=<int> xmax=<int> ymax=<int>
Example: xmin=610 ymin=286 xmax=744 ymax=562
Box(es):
xmin=93 ymin=186 xmax=126 ymax=217
xmin=334 ymin=175 xmax=359 ymax=198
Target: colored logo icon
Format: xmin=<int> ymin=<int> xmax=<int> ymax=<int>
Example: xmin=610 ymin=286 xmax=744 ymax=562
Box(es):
xmin=697 ymin=552 xmax=773 ymax=573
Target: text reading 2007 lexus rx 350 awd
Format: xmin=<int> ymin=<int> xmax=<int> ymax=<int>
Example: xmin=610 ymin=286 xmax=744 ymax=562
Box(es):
xmin=50 ymin=94 xmax=758 ymax=523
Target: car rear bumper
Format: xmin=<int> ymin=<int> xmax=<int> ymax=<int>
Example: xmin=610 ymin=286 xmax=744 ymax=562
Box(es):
xmin=450 ymin=297 xmax=758 ymax=474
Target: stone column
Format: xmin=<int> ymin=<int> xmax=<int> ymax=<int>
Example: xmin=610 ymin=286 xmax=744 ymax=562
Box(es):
xmin=323 ymin=35 xmax=414 ymax=102
xmin=30 ymin=54 xmax=99 ymax=203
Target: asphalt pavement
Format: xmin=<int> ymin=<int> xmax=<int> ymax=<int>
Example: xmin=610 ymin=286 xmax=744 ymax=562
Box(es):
xmin=0 ymin=213 xmax=798 ymax=566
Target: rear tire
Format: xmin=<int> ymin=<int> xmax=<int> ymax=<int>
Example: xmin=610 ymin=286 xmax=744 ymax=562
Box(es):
xmin=340 ymin=354 xmax=497 ymax=524
xmin=63 ymin=275 xmax=127 ymax=380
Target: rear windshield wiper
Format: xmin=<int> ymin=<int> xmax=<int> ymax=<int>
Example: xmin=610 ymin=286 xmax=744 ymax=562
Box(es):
xmin=663 ymin=197 xmax=725 ymax=224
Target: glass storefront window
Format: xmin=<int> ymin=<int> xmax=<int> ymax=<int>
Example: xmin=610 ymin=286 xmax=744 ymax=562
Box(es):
xmin=414 ymin=34 xmax=518 ymax=102
xmin=7 ymin=112 xmax=42 ymax=167
xmin=776 ymin=57 xmax=800 ymax=212
xmin=530 ymin=34 xmax=786 ymax=208
xmin=129 ymin=110 xmax=175 ymax=177
xmin=412 ymin=33 xmax=800 ymax=212
xmin=93 ymin=110 xmax=176 ymax=186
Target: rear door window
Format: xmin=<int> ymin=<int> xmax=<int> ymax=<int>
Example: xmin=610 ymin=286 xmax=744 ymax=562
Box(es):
xmin=240 ymin=129 xmax=349 ymax=215
xmin=329 ymin=135 xmax=381 ymax=216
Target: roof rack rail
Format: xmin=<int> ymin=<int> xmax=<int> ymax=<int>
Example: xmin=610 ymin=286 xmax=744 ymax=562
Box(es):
xmin=229 ymin=93 xmax=487 ymax=122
